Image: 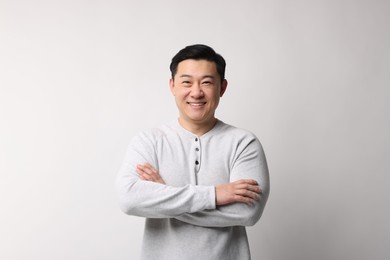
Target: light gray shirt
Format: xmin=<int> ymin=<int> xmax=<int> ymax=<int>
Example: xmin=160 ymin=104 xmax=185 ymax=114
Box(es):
xmin=116 ymin=119 xmax=270 ymax=260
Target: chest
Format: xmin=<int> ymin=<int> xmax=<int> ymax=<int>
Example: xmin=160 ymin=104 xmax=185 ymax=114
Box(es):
xmin=155 ymin=136 xmax=233 ymax=186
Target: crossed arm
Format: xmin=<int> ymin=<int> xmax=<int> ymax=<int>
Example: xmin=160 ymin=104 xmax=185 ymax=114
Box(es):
xmin=136 ymin=163 xmax=267 ymax=227
xmin=135 ymin=135 xmax=269 ymax=227
xmin=137 ymin=163 xmax=261 ymax=207
xmin=117 ymin=133 xmax=269 ymax=227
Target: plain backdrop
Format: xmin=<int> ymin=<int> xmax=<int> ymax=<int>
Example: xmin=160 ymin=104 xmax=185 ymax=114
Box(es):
xmin=1 ymin=0 xmax=389 ymax=259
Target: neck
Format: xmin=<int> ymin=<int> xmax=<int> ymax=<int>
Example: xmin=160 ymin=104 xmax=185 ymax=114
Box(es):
xmin=178 ymin=117 xmax=217 ymax=136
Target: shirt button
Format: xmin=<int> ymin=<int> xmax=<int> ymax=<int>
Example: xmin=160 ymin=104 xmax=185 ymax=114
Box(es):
xmin=195 ymin=138 xmax=198 ymax=142
xmin=195 ymin=160 xmax=199 ymax=165
xmin=195 ymin=148 xmax=199 ymax=151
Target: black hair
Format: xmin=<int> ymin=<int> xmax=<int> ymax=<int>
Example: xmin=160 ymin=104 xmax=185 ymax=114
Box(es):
xmin=169 ymin=44 xmax=226 ymax=82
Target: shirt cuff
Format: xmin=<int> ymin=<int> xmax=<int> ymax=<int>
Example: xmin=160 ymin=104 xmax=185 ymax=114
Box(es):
xmin=192 ymin=185 xmax=216 ymax=211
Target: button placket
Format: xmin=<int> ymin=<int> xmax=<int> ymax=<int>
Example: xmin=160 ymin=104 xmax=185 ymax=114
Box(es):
xmin=194 ymin=136 xmax=201 ymax=171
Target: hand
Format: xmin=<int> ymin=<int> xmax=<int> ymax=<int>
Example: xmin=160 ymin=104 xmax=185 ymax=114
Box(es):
xmin=136 ymin=163 xmax=166 ymax=185
xmin=216 ymin=179 xmax=261 ymax=206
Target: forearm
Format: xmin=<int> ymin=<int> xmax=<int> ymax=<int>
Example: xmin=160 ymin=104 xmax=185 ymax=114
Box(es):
xmin=117 ymin=167 xmax=216 ymax=218
xmin=175 ymin=183 xmax=269 ymax=227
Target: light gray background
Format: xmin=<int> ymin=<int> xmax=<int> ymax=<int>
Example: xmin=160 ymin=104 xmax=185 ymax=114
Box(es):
xmin=1 ymin=0 xmax=389 ymax=259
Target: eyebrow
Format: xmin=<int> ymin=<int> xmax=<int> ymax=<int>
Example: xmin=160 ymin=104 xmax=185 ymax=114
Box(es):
xmin=179 ymin=74 xmax=215 ymax=79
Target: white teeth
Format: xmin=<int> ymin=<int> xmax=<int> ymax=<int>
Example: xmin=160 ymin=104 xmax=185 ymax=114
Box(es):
xmin=189 ymin=102 xmax=205 ymax=106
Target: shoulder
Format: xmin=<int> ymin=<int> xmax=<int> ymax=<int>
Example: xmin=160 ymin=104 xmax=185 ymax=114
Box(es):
xmin=217 ymin=120 xmax=258 ymax=141
xmin=131 ymin=122 xmax=177 ymax=145
xmin=215 ymin=120 xmax=265 ymax=153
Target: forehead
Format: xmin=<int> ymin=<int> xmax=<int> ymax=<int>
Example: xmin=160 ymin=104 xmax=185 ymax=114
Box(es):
xmin=175 ymin=59 xmax=218 ymax=78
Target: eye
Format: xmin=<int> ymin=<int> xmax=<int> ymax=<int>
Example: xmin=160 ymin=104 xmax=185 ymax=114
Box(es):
xmin=182 ymin=81 xmax=191 ymax=87
xmin=202 ymin=81 xmax=213 ymax=86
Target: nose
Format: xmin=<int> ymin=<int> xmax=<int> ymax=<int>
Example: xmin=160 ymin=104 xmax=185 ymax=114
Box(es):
xmin=190 ymin=83 xmax=204 ymax=98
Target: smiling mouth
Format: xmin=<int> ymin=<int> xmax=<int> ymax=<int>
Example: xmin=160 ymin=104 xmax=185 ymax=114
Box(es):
xmin=187 ymin=102 xmax=206 ymax=107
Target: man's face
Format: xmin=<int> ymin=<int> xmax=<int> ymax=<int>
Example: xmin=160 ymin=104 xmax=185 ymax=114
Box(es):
xmin=170 ymin=59 xmax=227 ymax=127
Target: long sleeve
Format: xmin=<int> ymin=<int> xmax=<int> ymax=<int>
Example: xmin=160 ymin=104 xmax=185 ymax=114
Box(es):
xmin=116 ymin=132 xmax=216 ymax=218
xmin=117 ymin=121 xmax=268 ymax=260
xmin=175 ymin=138 xmax=270 ymax=227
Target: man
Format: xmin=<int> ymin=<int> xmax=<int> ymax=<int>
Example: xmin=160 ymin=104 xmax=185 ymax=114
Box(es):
xmin=116 ymin=44 xmax=270 ymax=260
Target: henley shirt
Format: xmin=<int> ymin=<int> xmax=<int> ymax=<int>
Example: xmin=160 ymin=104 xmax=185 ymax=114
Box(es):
xmin=116 ymin=119 xmax=270 ymax=260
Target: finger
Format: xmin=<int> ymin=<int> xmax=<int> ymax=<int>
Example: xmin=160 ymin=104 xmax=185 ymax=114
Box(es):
xmin=141 ymin=165 xmax=157 ymax=176
xmin=143 ymin=163 xmax=158 ymax=174
xmin=235 ymin=189 xmax=259 ymax=200
xmin=233 ymin=195 xmax=255 ymax=205
xmin=235 ymin=179 xmax=258 ymax=185
xmin=143 ymin=164 xmax=164 ymax=182
xmin=144 ymin=163 xmax=155 ymax=169
xmin=136 ymin=166 xmax=151 ymax=177
xmin=136 ymin=167 xmax=152 ymax=179
xmin=235 ymin=183 xmax=262 ymax=194
xmin=138 ymin=174 xmax=147 ymax=180
xmin=137 ymin=164 xmax=148 ymax=174
xmin=137 ymin=166 xmax=154 ymax=180
xmin=138 ymin=172 xmax=152 ymax=181
xmin=235 ymin=189 xmax=261 ymax=200
xmin=142 ymin=168 xmax=160 ymax=183
xmin=136 ymin=167 xmax=146 ymax=175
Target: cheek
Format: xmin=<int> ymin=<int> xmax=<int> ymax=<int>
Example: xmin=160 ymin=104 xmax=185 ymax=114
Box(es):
xmin=210 ymin=91 xmax=221 ymax=102
xmin=174 ymin=92 xmax=187 ymax=102
xmin=213 ymin=97 xmax=221 ymax=106
xmin=178 ymin=89 xmax=191 ymax=98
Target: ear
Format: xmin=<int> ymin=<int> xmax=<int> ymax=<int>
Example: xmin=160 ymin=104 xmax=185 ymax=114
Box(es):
xmin=169 ymin=78 xmax=176 ymax=96
xmin=220 ymin=79 xmax=228 ymax=97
